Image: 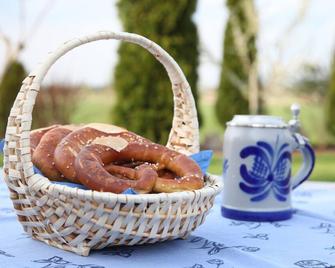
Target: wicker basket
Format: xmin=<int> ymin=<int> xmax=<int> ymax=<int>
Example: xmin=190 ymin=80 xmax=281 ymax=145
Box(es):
xmin=3 ymin=31 xmax=223 ymax=256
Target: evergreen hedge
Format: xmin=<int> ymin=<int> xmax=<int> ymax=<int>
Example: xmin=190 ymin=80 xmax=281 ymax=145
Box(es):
xmin=326 ymin=54 xmax=335 ymax=136
xmin=0 ymin=61 xmax=26 ymax=136
xmin=112 ymin=0 xmax=201 ymax=144
xmin=215 ymin=0 xmax=258 ymax=127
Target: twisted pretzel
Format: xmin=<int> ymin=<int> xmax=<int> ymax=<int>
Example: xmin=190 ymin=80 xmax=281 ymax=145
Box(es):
xmin=54 ymin=124 xmax=150 ymax=183
xmin=75 ymin=136 xmax=204 ymax=193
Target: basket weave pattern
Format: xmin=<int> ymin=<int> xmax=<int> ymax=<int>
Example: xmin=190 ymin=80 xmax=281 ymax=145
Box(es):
xmin=3 ymin=31 xmax=223 ymax=256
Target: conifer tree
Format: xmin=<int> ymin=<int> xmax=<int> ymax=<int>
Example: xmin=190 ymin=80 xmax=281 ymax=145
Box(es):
xmin=0 ymin=61 xmax=26 ymax=136
xmin=326 ymin=54 xmax=335 ymax=136
xmin=215 ymin=0 xmax=259 ymax=126
xmin=113 ymin=0 xmax=201 ymax=144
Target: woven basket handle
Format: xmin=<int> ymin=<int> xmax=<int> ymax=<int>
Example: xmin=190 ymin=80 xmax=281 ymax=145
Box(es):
xmin=4 ymin=31 xmax=199 ymax=185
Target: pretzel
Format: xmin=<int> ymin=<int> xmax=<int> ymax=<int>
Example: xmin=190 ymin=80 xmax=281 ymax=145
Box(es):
xmin=32 ymin=125 xmax=77 ymax=180
xmin=105 ymin=163 xmax=177 ymax=180
xmin=54 ymin=123 xmax=149 ymax=183
xmin=75 ymin=136 xmax=204 ymax=193
xmin=30 ymin=125 xmax=59 ymax=153
xmin=75 ymin=145 xmax=157 ymax=193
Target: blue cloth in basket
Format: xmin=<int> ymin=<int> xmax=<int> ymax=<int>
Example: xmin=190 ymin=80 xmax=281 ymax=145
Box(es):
xmin=0 ymin=139 xmax=4 ymax=152
xmin=190 ymin=150 xmax=213 ymax=174
xmin=0 ymin=139 xmax=212 ymax=194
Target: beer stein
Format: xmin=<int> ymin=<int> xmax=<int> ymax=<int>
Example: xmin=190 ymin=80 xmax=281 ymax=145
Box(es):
xmin=221 ymin=104 xmax=315 ymax=221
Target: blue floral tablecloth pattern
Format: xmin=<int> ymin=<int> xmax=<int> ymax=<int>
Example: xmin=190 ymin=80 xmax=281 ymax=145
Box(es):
xmin=0 ymin=172 xmax=334 ymax=268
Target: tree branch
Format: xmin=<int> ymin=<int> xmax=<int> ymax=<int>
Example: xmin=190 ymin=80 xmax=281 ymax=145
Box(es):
xmin=23 ymin=0 xmax=56 ymax=45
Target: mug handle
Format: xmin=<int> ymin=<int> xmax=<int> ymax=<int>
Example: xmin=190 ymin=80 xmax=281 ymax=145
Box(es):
xmin=291 ymin=133 xmax=315 ymax=189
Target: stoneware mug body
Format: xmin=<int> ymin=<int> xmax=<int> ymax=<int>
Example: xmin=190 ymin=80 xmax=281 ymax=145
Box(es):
xmin=221 ymin=115 xmax=315 ymax=221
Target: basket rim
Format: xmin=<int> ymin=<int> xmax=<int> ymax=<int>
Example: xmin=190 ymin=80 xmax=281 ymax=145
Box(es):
xmin=28 ymin=173 xmax=223 ymax=203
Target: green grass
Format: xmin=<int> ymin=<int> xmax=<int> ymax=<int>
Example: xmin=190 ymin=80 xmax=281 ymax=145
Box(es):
xmin=200 ymin=95 xmax=335 ymax=146
xmin=71 ymin=89 xmax=335 ymax=147
xmin=69 ymin=90 xmax=335 ymax=182
xmin=3 ymin=89 xmax=332 ymax=182
xmin=199 ymin=93 xmax=335 ymax=181
xmin=208 ymin=151 xmax=335 ymax=182
xmin=70 ymin=89 xmax=114 ymax=124
xmin=2 ymin=151 xmax=331 ymax=181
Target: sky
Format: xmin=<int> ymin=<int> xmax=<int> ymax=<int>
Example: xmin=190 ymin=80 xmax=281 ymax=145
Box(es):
xmin=0 ymin=0 xmax=334 ymax=90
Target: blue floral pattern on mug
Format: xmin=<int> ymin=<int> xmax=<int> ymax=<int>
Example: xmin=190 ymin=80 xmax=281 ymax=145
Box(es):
xmin=239 ymin=137 xmax=291 ymax=202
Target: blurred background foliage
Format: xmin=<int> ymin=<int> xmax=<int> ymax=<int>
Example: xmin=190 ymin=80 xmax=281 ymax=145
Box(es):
xmin=0 ymin=60 xmax=26 ymax=136
xmin=32 ymin=84 xmax=80 ymax=129
xmin=0 ymin=0 xmax=334 ymax=180
xmin=290 ymin=64 xmax=329 ymax=101
xmin=112 ymin=0 xmax=201 ymax=144
xmin=215 ymin=0 xmax=251 ymax=126
xmin=326 ymin=55 xmax=335 ymax=137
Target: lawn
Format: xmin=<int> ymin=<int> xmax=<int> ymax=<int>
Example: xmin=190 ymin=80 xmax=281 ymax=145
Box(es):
xmin=208 ymin=151 xmax=335 ymax=182
xmin=66 ymin=89 xmax=335 ymax=182
xmin=199 ymin=92 xmax=335 ymax=182
xmin=70 ymin=89 xmax=115 ymax=124
xmin=199 ymin=92 xmax=335 ymax=146
xmin=2 ymin=89 xmax=333 ymax=182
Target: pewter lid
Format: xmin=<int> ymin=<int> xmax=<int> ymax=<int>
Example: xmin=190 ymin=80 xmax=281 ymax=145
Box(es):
xmin=227 ymin=115 xmax=288 ymax=128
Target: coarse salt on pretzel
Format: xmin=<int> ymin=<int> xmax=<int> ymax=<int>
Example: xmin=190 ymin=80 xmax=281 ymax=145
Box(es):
xmin=54 ymin=123 xmax=151 ymax=183
xmin=32 ymin=125 xmax=78 ymax=180
xmin=75 ymin=142 xmax=157 ymax=193
xmin=30 ymin=125 xmax=60 ymax=153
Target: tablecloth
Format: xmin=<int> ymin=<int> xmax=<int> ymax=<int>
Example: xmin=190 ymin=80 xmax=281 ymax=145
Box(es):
xmin=0 ymin=175 xmax=334 ymax=268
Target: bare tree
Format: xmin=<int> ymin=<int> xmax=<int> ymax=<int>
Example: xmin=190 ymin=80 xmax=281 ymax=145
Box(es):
xmin=0 ymin=0 xmax=55 ymax=78
xmin=264 ymin=0 xmax=310 ymax=94
xmin=0 ymin=0 xmax=56 ymax=134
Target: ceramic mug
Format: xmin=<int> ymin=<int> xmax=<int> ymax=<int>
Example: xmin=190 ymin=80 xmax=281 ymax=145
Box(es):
xmin=221 ymin=106 xmax=315 ymax=221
